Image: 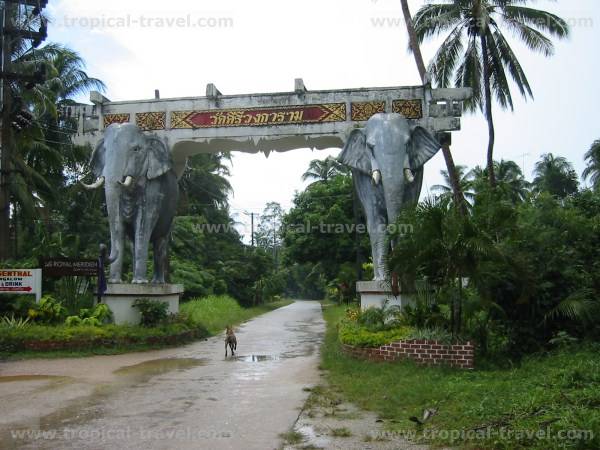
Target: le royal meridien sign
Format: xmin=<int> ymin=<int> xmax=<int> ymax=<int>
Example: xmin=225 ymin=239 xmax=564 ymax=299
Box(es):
xmin=0 ymin=269 xmax=42 ymax=301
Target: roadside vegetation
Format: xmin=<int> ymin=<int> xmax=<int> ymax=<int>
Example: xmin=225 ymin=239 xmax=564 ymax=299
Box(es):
xmin=0 ymin=295 xmax=291 ymax=359
xmin=322 ymin=304 xmax=600 ymax=449
xmin=181 ymin=295 xmax=291 ymax=335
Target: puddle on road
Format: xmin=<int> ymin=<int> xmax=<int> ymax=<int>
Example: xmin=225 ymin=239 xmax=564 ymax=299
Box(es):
xmin=234 ymin=354 xmax=280 ymax=362
xmin=114 ymin=358 xmax=206 ymax=382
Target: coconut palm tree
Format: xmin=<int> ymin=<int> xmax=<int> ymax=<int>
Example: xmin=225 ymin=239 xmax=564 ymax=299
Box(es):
xmin=532 ymin=153 xmax=579 ymax=198
xmin=470 ymin=159 xmax=530 ymax=202
xmin=400 ymin=0 xmax=468 ymax=217
xmin=301 ymin=156 xmax=347 ymax=184
xmin=583 ymin=139 xmax=600 ymax=190
xmin=431 ymin=164 xmax=475 ymax=206
xmin=412 ymin=0 xmax=569 ymax=187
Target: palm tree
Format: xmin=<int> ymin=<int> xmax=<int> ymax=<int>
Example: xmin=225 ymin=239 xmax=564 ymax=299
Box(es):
xmin=178 ymin=153 xmax=233 ymax=215
xmin=412 ymin=0 xmax=569 ymax=187
xmin=9 ymin=45 xmax=106 ymax=215
xmin=431 ymin=165 xmax=475 ymax=205
xmin=0 ymin=33 xmax=106 ymax=258
xmin=583 ymin=139 xmax=600 ymax=190
xmin=389 ymin=196 xmax=493 ymax=335
xmin=301 ymin=156 xmax=347 ymax=184
xmin=400 ymin=0 xmax=468 ymax=217
xmin=470 ymin=159 xmax=529 ymax=202
xmin=532 ymin=153 xmax=579 ymax=198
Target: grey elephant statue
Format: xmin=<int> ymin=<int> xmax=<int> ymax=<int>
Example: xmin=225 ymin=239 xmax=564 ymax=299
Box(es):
xmin=81 ymin=123 xmax=179 ymax=284
xmin=339 ymin=113 xmax=441 ymax=280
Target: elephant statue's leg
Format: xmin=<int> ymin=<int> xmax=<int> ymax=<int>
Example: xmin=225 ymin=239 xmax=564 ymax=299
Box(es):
xmin=369 ymin=225 xmax=387 ymax=280
xmin=133 ymin=225 xmax=151 ymax=284
xmin=108 ymin=230 xmax=124 ymax=283
xmin=152 ymin=235 xmax=169 ymax=284
xmin=132 ymin=214 xmax=159 ymax=284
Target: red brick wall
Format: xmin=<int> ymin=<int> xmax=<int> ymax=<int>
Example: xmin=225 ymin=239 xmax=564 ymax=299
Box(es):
xmin=340 ymin=339 xmax=474 ymax=369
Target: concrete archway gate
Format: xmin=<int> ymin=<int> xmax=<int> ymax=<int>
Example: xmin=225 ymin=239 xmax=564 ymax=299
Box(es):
xmin=71 ymin=79 xmax=470 ymax=177
xmin=70 ymin=80 xmax=471 ymax=321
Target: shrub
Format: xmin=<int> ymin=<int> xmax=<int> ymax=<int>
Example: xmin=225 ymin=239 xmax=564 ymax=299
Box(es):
xmin=355 ymin=301 xmax=402 ymax=332
xmin=132 ymin=299 xmax=169 ymax=327
xmin=82 ymin=303 xmax=112 ymax=323
xmin=339 ymin=320 xmax=413 ymax=347
xmin=407 ymin=327 xmax=456 ymax=345
xmin=1 ymin=314 xmax=31 ymax=329
xmin=65 ymin=303 xmax=113 ymax=327
xmin=28 ymin=296 xmax=67 ymax=324
xmin=65 ymin=316 xmax=83 ymax=327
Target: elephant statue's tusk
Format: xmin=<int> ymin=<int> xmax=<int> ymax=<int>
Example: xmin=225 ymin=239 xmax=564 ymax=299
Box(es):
xmin=80 ymin=176 xmax=105 ymax=190
xmin=372 ymin=170 xmax=381 ymax=185
xmin=404 ymin=168 xmax=415 ymax=183
xmin=118 ymin=176 xmax=134 ymax=188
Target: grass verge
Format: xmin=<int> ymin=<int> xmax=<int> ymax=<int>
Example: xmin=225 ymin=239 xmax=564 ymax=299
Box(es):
xmin=321 ymin=304 xmax=600 ymax=449
xmin=180 ymin=295 xmax=292 ymax=335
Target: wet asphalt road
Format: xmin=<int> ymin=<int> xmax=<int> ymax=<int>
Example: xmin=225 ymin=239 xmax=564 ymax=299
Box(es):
xmin=0 ymin=301 xmax=325 ymax=450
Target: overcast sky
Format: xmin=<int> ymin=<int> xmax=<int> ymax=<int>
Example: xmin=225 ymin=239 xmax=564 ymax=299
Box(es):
xmin=46 ymin=0 xmax=600 ymax=240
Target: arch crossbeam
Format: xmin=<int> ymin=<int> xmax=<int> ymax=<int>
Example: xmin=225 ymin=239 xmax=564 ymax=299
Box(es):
xmin=69 ymin=79 xmax=471 ymax=176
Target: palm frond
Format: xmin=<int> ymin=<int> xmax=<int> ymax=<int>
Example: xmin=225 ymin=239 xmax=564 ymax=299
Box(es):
xmin=544 ymin=289 xmax=599 ymax=324
xmin=492 ymin=29 xmax=533 ymax=99
xmin=485 ymin=30 xmax=514 ymax=110
xmin=501 ymin=6 xmax=569 ymax=38
xmin=413 ymin=4 xmax=464 ymax=43
xmin=499 ymin=15 xmax=555 ymax=56
xmin=428 ymin=24 xmax=466 ymax=88
xmin=454 ymin=36 xmax=483 ymax=111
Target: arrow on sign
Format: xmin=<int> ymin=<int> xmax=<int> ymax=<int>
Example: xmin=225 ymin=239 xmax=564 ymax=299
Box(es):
xmin=0 ymin=287 xmax=32 ymax=292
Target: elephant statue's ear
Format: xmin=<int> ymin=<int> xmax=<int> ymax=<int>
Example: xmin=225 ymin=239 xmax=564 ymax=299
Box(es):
xmin=408 ymin=126 xmax=441 ymax=170
xmin=146 ymin=137 xmax=173 ymax=179
xmin=338 ymin=128 xmax=371 ymax=175
xmin=89 ymin=139 xmax=105 ymax=178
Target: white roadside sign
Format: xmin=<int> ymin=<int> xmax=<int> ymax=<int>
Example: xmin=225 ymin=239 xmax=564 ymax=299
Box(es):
xmin=0 ymin=269 xmax=42 ymax=301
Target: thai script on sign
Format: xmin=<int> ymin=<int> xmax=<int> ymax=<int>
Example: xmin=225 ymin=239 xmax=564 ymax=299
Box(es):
xmin=170 ymin=103 xmax=346 ymax=129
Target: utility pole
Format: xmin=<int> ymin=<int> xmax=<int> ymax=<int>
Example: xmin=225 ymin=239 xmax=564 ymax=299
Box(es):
xmin=0 ymin=2 xmax=16 ymax=260
xmin=243 ymin=211 xmax=255 ymax=247
xmin=0 ymin=0 xmax=48 ymax=260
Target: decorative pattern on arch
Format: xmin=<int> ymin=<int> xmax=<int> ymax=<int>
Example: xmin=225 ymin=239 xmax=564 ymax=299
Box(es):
xmin=136 ymin=112 xmax=166 ymax=131
xmin=392 ymin=99 xmax=423 ymax=119
xmin=103 ymin=113 xmax=130 ymax=128
xmin=351 ymin=101 xmax=386 ymax=121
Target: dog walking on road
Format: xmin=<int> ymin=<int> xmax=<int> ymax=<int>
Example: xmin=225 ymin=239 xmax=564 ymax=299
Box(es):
xmin=225 ymin=325 xmax=237 ymax=357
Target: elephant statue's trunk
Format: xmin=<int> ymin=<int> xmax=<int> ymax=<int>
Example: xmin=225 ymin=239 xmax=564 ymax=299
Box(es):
xmin=80 ymin=176 xmax=105 ymax=190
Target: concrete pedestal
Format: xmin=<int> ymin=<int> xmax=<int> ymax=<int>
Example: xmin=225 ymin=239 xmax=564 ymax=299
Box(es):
xmin=356 ymin=280 xmax=414 ymax=310
xmin=101 ymin=283 xmax=184 ymax=325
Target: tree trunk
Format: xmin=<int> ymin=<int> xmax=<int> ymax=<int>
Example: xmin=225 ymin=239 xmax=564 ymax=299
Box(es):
xmin=441 ymin=141 xmax=468 ymax=215
xmin=400 ymin=0 xmax=468 ymax=215
xmin=400 ymin=0 xmax=427 ymax=82
xmin=480 ymin=33 xmax=497 ymax=187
